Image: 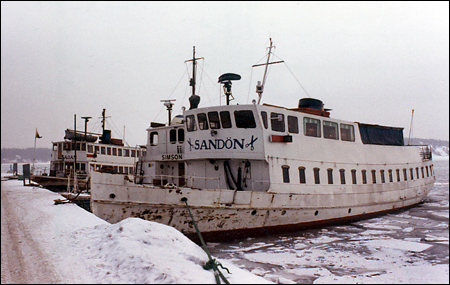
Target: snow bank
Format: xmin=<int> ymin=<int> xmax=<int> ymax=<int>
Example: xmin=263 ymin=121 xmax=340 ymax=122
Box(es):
xmin=1 ymin=179 xmax=272 ymax=284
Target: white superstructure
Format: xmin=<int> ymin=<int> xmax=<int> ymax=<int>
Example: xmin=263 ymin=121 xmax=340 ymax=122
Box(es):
xmin=90 ymin=42 xmax=435 ymax=242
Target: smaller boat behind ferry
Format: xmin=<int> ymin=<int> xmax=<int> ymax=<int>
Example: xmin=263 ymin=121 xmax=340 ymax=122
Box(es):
xmin=90 ymin=41 xmax=435 ymax=242
xmin=31 ymin=109 xmax=145 ymax=192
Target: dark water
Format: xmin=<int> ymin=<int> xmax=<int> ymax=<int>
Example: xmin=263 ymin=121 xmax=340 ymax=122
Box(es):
xmin=209 ymin=159 xmax=449 ymax=284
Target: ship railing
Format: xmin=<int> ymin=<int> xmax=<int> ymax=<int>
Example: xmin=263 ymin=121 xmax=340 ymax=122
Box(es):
xmin=417 ymin=145 xmax=433 ymax=161
xmin=142 ymin=174 xmax=222 ymax=189
xmin=137 ymin=173 xmax=270 ymax=191
xmin=31 ymin=165 xmax=48 ymax=176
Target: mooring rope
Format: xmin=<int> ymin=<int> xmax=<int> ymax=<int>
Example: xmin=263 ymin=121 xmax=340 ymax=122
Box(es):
xmin=181 ymin=197 xmax=230 ymax=284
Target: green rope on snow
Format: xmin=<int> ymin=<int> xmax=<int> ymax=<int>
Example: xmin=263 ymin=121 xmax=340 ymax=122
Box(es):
xmin=181 ymin=197 xmax=230 ymax=284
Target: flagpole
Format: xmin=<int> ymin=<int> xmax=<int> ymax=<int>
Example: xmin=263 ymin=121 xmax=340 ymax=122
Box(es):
xmin=33 ymin=128 xmax=37 ymax=174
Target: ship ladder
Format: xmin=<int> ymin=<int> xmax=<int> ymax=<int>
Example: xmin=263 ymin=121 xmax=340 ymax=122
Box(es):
xmin=181 ymin=197 xmax=230 ymax=284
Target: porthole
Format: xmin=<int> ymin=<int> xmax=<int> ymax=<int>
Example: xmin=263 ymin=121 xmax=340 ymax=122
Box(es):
xmin=109 ymin=193 xmax=116 ymax=199
xmin=281 ymin=210 xmax=286 ymax=215
xmin=251 ymin=210 xmax=257 ymax=215
xmin=348 ymin=208 xmax=352 ymax=214
xmin=314 ymin=210 xmax=319 ymax=216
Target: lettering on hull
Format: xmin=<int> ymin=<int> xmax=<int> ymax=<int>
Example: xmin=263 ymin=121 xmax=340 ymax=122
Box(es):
xmin=162 ymin=154 xmax=183 ymax=161
xmin=187 ymin=135 xmax=258 ymax=151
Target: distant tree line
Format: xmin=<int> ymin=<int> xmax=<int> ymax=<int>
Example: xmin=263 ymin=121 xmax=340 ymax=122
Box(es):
xmin=1 ymin=148 xmax=52 ymax=163
xmin=408 ymin=138 xmax=449 ymax=149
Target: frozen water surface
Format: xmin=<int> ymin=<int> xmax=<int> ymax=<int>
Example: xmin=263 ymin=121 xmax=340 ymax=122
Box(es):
xmin=209 ymin=160 xmax=449 ymax=283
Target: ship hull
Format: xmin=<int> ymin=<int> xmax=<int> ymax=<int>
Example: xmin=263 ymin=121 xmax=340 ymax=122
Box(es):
xmin=30 ymin=175 xmax=89 ymax=192
xmin=90 ymin=171 xmax=434 ymax=242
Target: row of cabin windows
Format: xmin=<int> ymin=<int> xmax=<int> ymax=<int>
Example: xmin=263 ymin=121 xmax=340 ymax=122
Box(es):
xmin=185 ymin=110 xmax=256 ymax=132
xmin=91 ymin=164 xmax=134 ymax=175
xmin=185 ymin=110 xmax=355 ymax=142
xmin=91 ymin=145 xmax=142 ymax=158
xmin=264 ymin=113 xmax=355 ymax=142
xmin=54 ymin=162 xmax=134 ymax=175
xmin=149 ymin=129 xmax=185 ymax=146
xmin=282 ymin=165 xmax=434 ymax=184
xmin=55 ymin=142 xmax=143 ymax=157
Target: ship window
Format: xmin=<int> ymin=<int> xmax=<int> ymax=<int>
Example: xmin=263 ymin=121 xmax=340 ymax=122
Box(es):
xmin=124 ymin=167 xmax=128 ymax=174
xmin=426 ymin=166 xmax=429 ymax=177
xmin=323 ymin=121 xmax=339 ymax=140
xmin=131 ymin=150 xmax=136 ymax=157
xmin=351 ymin=169 xmax=357 ymax=184
xmin=178 ymin=129 xmax=184 ymax=143
xmin=197 ymin=113 xmax=209 ymax=130
xmin=81 ymin=163 xmax=86 ymax=171
xmin=234 ymin=110 xmax=256 ymax=128
xmin=430 ymin=165 xmax=434 ymax=176
xmin=119 ymin=166 xmax=123 ymax=174
xmin=88 ymin=144 xmax=94 ymax=153
xmin=261 ymin=111 xmax=268 ymax=129
xmin=107 ymin=147 xmax=111 ymax=155
xmin=101 ymin=146 xmax=106 ymax=155
xmin=371 ymin=170 xmax=377 ymax=184
xmin=208 ymin=112 xmax=221 ymax=129
xmin=299 ymin=167 xmax=306 ymax=184
xmin=388 ymin=169 xmax=393 ymax=182
xmin=271 ymin=113 xmax=285 ymax=132
xmin=314 ymin=168 xmax=320 ymax=184
xmin=150 ymin=132 xmax=159 ymax=146
xmin=340 ymin=124 xmax=355 ymax=142
xmin=380 ymin=169 xmax=385 ymax=183
xmin=362 ymin=170 xmax=367 ymax=184
xmin=124 ymin=149 xmax=130 ymax=157
xmin=416 ymin=167 xmax=419 ymax=179
xmin=340 ymin=169 xmax=346 ymax=184
xmin=170 ymin=129 xmax=177 ymax=144
xmin=396 ymin=169 xmax=401 ymax=181
xmin=304 ymin=117 xmax=321 ymax=137
xmin=53 ymin=143 xmax=58 ymax=151
xmin=95 ymin=145 xmax=99 ymax=154
xmin=186 ymin=115 xmax=197 ymax=132
xmin=421 ymin=167 xmax=424 ymax=178
xmin=410 ymin=168 xmax=414 ymax=180
xmin=327 ymin=168 xmax=333 ymax=184
xmin=220 ymin=111 xmax=232 ymax=128
xmin=112 ymin=148 xmax=117 ymax=156
xmin=288 ymin=116 xmax=299 ymax=133
xmin=403 ymin=168 xmax=408 ymax=181
xmin=81 ymin=143 xmax=86 ymax=151
xmin=118 ymin=148 xmax=122 ymax=156
xmin=282 ymin=166 xmax=290 ymax=183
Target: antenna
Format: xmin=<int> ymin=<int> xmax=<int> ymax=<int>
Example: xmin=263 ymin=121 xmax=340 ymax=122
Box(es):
xmin=218 ymin=73 xmax=241 ymax=105
xmin=252 ymin=38 xmax=284 ymax=104
xmin=161 ymin=99 xmax=176 ymax=125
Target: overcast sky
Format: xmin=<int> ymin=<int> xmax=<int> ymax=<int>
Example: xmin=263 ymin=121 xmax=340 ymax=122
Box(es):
xmin=1 ymin=1 xmax=449 ymax=149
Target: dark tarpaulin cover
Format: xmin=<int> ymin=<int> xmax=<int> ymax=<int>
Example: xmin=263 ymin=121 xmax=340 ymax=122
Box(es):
xmin=358 ymin=123 xmax=404 ymax=146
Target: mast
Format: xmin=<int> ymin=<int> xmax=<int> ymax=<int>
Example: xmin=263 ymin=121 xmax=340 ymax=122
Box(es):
xmin=408 ymin=109 xmax=414 ymax=145
xmin=253 ymin=38 xmax=284 ymax=104
xmin=185 ymin=46 xmax=203 ymax=109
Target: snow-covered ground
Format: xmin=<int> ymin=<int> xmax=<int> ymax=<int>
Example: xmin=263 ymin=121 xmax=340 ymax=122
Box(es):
xmin=1 ymin=177 xmax=272 ymax=284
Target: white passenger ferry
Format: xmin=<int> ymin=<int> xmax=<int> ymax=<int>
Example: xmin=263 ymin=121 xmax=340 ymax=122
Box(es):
xmin=31 ymin=109 xmax=145 ymax=192
xmin=90 ymin=41 xmax=435 ymax=241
